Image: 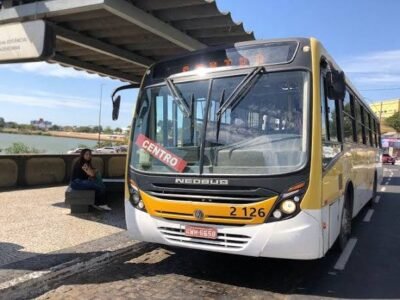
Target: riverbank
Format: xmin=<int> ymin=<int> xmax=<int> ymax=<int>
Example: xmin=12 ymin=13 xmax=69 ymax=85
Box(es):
xmin=48 ymin=131 xmax=125 ymax=142
xmin=0 ymin=129 xmax=125 ymax=142
xmin=0 ymin=132 xmax=98 ymax=155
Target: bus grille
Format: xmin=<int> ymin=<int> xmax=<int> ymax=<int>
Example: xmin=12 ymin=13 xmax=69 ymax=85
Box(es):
xmin=144 ymin=183 xmax=277 ymax=204
xmin=148 ymin=191 xmax=265 ymax=204
xmin=158 ymin=226 xmax=251 ymax=249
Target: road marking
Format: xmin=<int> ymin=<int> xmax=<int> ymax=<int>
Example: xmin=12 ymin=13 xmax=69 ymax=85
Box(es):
xmin=374 ymin=195 xmax=381 ymax=203
xmin=363 ymin=209 xmax=374 ymax=222
xmin=381 ymin=187 xmax=386 ymax=192
xmin=334 ymin=238 xmax=357 ymax=271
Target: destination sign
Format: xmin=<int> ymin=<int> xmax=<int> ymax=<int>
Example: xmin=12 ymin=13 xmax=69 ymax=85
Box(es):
xmin=0 ymin=20 xmax=54 ymax=63
xmin=135 ymin=134 xmax=187 ymax=173
xmin=152 ymin=41 xmax=299 ymax=79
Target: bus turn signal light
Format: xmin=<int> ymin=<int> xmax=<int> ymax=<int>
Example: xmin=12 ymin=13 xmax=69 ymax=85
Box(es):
xmin=288 ymin=182 xmax=305 ymax=192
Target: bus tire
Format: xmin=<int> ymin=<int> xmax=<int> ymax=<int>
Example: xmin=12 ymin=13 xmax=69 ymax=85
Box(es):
xmin=338 ymin=192 xmax=352 ymax=252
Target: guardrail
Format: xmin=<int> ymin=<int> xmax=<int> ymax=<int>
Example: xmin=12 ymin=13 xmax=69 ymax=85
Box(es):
xmin=0 ymin=154 xmax=126 ymax=190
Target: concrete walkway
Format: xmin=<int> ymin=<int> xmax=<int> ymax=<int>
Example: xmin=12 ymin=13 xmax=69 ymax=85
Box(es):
xmin=0 ymin=186 xmax=128 ymax=283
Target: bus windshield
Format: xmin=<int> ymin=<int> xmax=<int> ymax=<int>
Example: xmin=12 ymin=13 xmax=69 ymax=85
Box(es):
xmin=131 ymin=70 xmax=310 ymax=175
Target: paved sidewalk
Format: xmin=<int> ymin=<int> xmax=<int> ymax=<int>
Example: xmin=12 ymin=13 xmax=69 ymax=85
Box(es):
xmin=0 ymin=186 xmax=127 ymax=284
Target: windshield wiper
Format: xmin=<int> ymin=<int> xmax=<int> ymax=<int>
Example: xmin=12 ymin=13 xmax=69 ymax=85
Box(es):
xmin=165 ymin=78 xmax=191 ymax=117
xmin=216 ymin=66 xmax=264 ymax=117
xmin=216 ymin=88 xmax=225 ymax=143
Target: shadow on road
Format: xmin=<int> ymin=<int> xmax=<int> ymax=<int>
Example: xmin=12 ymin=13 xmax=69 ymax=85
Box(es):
xmin=39 ymin=190 xmax=400 ymax=299
xmin=52 ymin=191 xmax=126 ymax=230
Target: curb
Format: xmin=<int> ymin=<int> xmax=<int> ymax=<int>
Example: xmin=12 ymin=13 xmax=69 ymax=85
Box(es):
xmin=0 ymin=240 xmax=150 ymax=300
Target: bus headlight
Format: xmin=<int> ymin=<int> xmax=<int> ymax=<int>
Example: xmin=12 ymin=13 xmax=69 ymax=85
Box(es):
xmin=129 ymin=187 xmax=146 ymax=212
xmin=280 ymin=200 xmax=297 ymax=214
xmin=266 ymin=182 xmax=307 ymax=223
xmin=131 ymin=189 xmax=140 ymax=205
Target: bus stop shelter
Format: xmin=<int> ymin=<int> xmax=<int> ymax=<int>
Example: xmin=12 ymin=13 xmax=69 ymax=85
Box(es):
xmin=0 ymin=0 xmax=254 ymax=82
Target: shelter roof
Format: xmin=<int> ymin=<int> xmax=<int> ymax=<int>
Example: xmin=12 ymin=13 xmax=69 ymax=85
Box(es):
xmin=0 ymin=0 xmax=255 ymax=82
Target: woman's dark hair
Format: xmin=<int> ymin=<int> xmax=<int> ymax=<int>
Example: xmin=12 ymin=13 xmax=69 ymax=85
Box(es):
xmin=79 ymin=148 xmax=93 ymax=166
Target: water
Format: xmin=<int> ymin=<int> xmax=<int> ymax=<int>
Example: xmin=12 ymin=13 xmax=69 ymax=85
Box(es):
xmin=0 ymin=132 xmax=97 ymax=154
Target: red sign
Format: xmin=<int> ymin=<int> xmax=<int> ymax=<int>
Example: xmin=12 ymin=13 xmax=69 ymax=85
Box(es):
xmin=185 ymin=226 xmax=218 ymax=240
xmin=135 ymin=134 xmax=187 ymax=173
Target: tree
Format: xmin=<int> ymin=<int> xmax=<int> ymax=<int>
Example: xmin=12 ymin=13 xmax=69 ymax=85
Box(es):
xmin=4 ymin=142 xmax=43 ymax=154
xmin=385 ymin=112 xmax=400 ymax=132
xmin=49 ymin=124 xmax=61 ymax=131
xmin=103 ymin=126 xmax=113 ymax=134
xmin=92 ymin=126 xmax=103 ymax=133
xmin=6 ymin=122 xmax=18 ymax=129
xmin=76 ymin=126 xmax=93 ymax=133
xmin=115 ymin=127 xmax=122 ymax=133
xmin=0 ymin=117 xmax=5 ymax=128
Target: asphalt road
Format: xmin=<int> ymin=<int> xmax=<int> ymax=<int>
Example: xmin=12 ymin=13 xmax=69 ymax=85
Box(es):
xmin=37 ymin=165 xmax=400 ymax=300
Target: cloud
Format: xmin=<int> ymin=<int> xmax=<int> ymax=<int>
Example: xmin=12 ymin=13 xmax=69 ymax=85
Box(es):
xmin=340 ymin=50 xmax=400 ymax=87
xmin=0 ymin=91 xmax=97 ymax=109
xmin=0 ymin=61 xmax=101 ymax=79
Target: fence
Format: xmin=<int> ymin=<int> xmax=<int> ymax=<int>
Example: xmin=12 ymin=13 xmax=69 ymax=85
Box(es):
xmin=0 ymin=154 xmax=126 ymax=190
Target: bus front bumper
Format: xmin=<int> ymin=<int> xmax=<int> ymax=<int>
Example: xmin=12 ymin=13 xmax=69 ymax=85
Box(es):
xmin=125 ymin=200 xmax=323 ymax=260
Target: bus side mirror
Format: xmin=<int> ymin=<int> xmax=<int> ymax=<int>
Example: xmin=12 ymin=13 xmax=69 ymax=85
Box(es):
xmin=326 ymin=69 xmax=346 ymax=101
xmin=110 ymin=83 xmax=139 ymax=121
xmin=112 ymin=95 xmax=121 ymax=121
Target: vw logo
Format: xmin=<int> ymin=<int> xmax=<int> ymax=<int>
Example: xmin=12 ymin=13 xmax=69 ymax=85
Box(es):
xmin=194 ymin=209 xmax=204 ymax=220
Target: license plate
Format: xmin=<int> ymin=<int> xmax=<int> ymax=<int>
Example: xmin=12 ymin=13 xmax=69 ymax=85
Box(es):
xmin=185 ymin=226 xmax=218 ymax=240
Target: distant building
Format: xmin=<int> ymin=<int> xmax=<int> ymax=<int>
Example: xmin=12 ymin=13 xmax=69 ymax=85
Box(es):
xmin=370 ymin=99 xmax=400 ymax=120
xmin=31 ymin=118 xmax=52 ymax=130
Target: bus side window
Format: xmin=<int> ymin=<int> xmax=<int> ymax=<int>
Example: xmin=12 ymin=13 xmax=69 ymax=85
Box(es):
xmin=373 ymin=119 xmax=378 ymax=147
xmin=321 ymin=74 xmax=341 ymax=168
xmin=354 ymin=100 xmax=364 ymax=144
xmin=362 ymin=108 xmax=370 ymax=146
xmin=321 ymin=76 xmax=328 ymax=141
xmin=342 ymin=90 xmax=356 ymax=143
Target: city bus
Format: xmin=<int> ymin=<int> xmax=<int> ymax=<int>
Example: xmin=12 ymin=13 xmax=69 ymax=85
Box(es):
xmin=120 ymin=38 xmax=382 ymax=259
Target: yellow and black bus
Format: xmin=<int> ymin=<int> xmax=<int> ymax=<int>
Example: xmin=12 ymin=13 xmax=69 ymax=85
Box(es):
xmin=123 ymin=38 xmax=381 ymax=259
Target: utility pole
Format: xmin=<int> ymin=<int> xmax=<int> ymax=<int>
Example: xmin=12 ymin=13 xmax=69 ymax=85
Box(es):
xmin=98 ymin=83 xmax=105 ymax=145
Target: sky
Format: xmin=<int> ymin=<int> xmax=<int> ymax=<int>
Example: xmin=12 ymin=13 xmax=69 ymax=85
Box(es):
xmin=1 ymin=0 xmax=400 ymax=128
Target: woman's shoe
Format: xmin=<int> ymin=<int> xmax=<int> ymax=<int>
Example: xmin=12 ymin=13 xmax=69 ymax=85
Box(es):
xmin=91 ymin=204 xmax=104 ymax=211
xmin=98 ymin=204 xmax=112 ymax=211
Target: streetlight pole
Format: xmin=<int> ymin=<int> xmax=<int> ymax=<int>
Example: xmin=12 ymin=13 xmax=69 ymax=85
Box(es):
xmin=98 ymin=83 xmax=105 ymax=145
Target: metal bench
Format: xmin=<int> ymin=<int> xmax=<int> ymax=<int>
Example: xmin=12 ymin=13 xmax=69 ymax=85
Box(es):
xmin=102 ymin=178 xmax=124 ymax=192
xmin=65 ymin=178 xmax=124 ymax=214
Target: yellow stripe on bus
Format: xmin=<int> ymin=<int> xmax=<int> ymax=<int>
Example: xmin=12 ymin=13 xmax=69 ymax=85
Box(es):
xmin=140 ymin=190 xmax=278 ymax=225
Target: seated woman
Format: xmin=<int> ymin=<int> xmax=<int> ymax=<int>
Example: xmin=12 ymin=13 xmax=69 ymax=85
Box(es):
xmin=70 ymin=149 xmax=112 ymax=211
